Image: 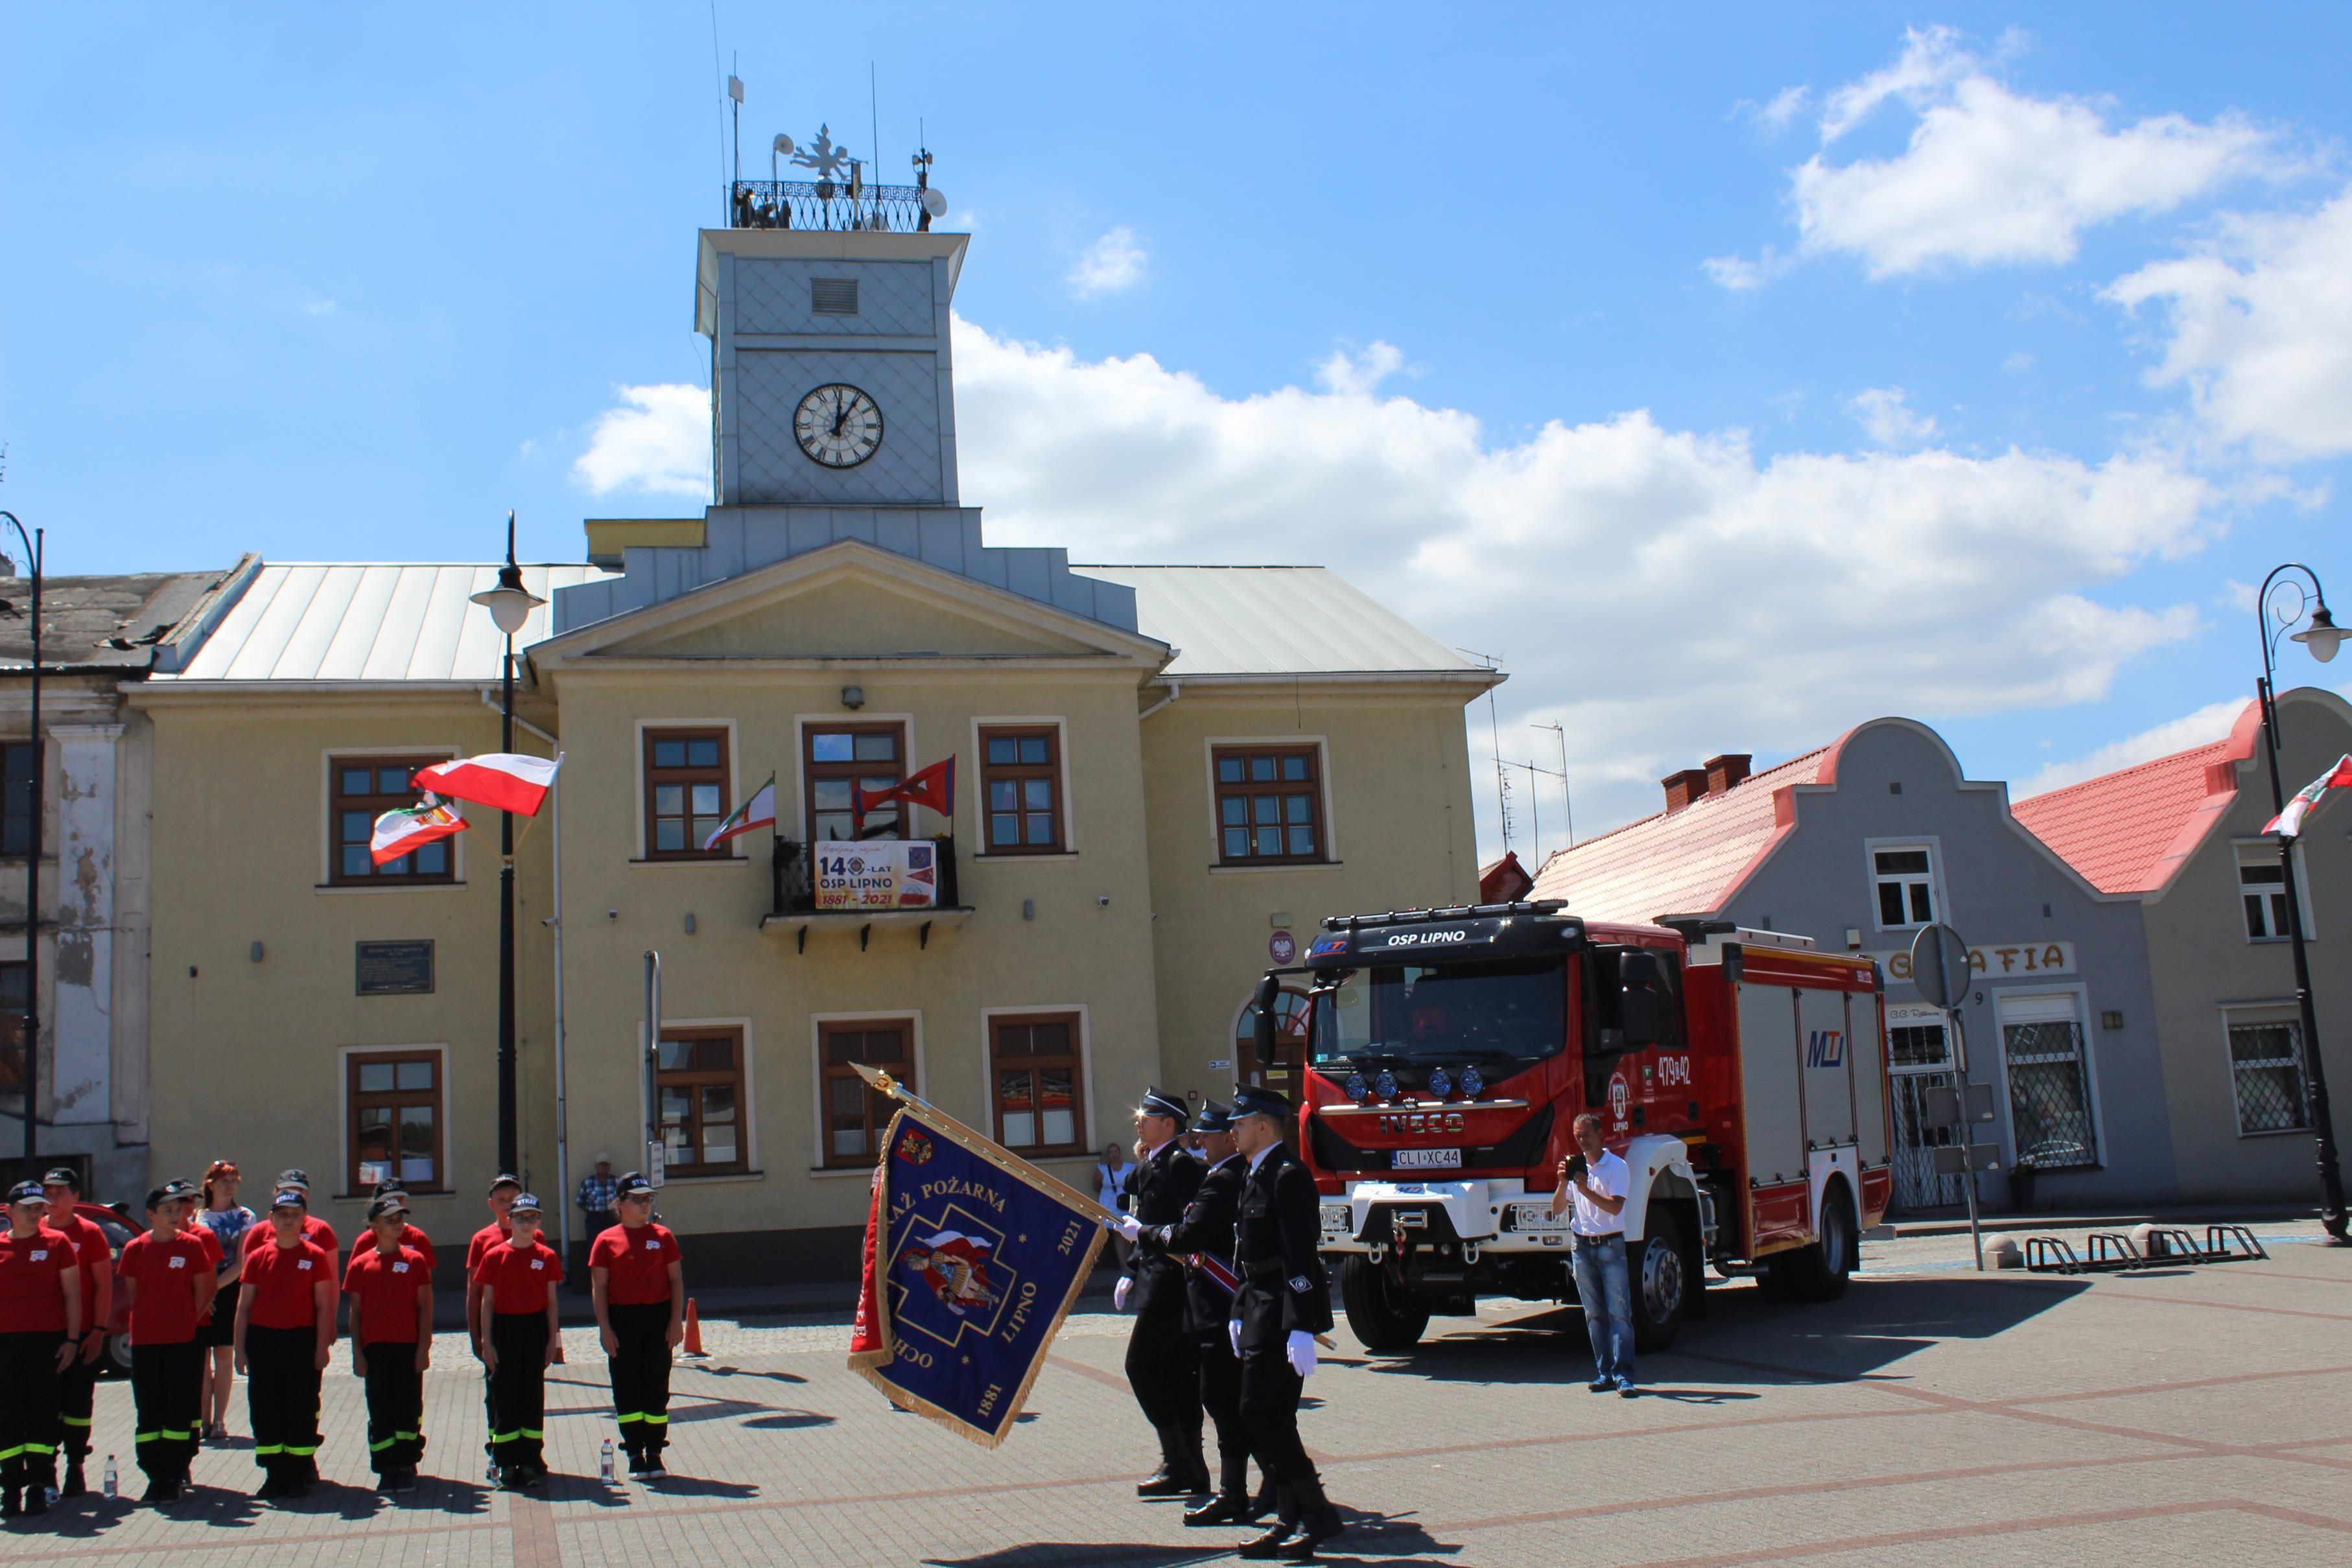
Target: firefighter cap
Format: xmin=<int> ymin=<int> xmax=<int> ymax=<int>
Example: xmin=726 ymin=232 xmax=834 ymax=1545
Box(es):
xmin=487 ymin=1174 xmax=523 ymax=1196
xmin=509 ymin=1192 xmax=544 ymax=1215
xmin=1193 ymin=1099 xmax=1236 ymax=1135
xmin=1135 ymin=1087 xmax=1189 ymax=1127
xmin=367 ymin=1193 xmax=410 ymax=1221
xmin=6 ymin=1180 xmax=45 ymax=1206
xmin=40 ymin=1165 xmax=81 ymax=1191
xmin=270 ymin=1188 xmax=308 ymax=1211
xmin=275 ymin=1168 xmax=312 ymax=1191
xmin=616 ymin=1171 xmax=655 ymax=1198
xmin=1230 ymin=1084 xmax=1295 ymax=1125
xmin=147 ymin=1179 xmax=199 ymax=1211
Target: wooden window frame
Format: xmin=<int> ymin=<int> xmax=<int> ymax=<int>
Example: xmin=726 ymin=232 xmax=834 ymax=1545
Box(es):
xmin=802 ymin=720 xmax=908 ymax=844
xmin=988 ymin=1011 xmax=1088 ymax=1158
xmin=346 ymin=1048 xmax=449 ymax=1195
xmin=329 ymin=754 xmax=459 ymax=887
xmin=977 ymin=724 xmax=1067 ymax=855
xmin=641 ymin=727 xmax=735 ymax=861
xmin=816 ymin=1017 xmax=915 ymax=1169
xmin=654 ymin=1024 xmax=750 ymax=1177
xmin=2234 ymin=843 xmax=2311 ymax=943
xmin=1211 ymin=743 xmax=1328 ymax=865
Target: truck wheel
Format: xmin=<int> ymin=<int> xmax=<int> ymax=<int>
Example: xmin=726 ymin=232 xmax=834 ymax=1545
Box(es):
xmin=1769 ymin=1180 xmax=1856 ymax=1302
xmin=1339 ymin=1256 xmax=1430 ymax=1352
xmin=106 ymin=1331 xmax=134 ymax=1378
xmin=1631 ymin=1204 xmax=1688 ymax=1353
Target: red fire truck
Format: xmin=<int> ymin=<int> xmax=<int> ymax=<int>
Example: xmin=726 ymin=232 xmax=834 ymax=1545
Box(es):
xmin=1251 ymin=900 xmax=1893 ymax=1352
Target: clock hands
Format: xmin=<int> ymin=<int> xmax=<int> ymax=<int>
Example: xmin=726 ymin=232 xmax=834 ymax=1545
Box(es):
xmin=830 ymin=391 xmax=849 ymax=439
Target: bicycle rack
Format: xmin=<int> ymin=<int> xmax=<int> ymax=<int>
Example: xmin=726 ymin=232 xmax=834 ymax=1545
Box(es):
xmin=2144 ymin=1226 xmax=2204 ymax=1261
xmin=2023 ymin=1235 xmax=2082 ymax=1274
xmin=2080 ymin=1232 xmax=2144 ymax=1271
xmin=2203 ymin=1223 xmax=2268 ymax=1262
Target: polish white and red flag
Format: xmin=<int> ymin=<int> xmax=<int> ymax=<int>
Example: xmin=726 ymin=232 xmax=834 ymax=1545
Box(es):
xmin=412 ymin=751 xmax=563 ymax=817
xmin=2265 ymin=755 xmax=2352 ymax=838
xmin=370 ymin=797 xmax=466 ymax=865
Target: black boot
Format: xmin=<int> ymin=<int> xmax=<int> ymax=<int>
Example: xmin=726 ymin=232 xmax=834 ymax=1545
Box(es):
xmin=1 ymin=1484 xmax=19 ymax=1519
xmin=1282 ymin=1473 xmax=1345 ymax=1561
xmin=1245 ymin=1479 xmax=1278 ymax=1521
xmin=1135 ymin=1434 xmax=1191 ymax=1497
xmin=61 ymin=1462 xmax=86 ymax=1498
xmin=1237 ymin=1484 xmax=1297 ymax=1559
xmin=22 ymin=1479 xmax=48 ymax=1517
xmin=1184 ymin=1492 xmax=1251 ymax=1527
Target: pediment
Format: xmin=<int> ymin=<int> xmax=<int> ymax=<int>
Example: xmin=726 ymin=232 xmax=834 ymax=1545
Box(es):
xmin=536 ymin=541 xmax=1166 ymax=668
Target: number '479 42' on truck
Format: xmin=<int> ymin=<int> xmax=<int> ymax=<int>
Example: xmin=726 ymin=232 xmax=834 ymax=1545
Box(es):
xmin=1247 ymin=900 xmax=1894 ymax=1353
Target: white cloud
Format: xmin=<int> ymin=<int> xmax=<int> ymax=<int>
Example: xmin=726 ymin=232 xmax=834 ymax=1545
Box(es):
xmin=1754 ymin=27 xmax=2294 ymax=280
xmin=1744 ymin=86 xmax=1811 ymax=135
xmin=947 ymin=317 xmax=2218 ymax=833
xmin=2013 ymin=697 xmax=2247 ymax=798
xmin=1067 ymin=226 xmax=1147 ymax=298
xmin=1702 ymin=249 xmax=1783 ymax=291
xmin=569 ymin=324 xmax=2225 ymax=834
xmin=1844 ymin=386 xmax=1939 ymax=447
xmin=2106 ymin=183 xmax=2352 ymax=460
xmin=571 ymin=383 xmax=711 ymax=498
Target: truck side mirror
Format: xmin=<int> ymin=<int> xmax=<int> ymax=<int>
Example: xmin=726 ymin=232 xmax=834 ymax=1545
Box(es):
xmin=1253 ymin=971 xmax=1281 ymax=1060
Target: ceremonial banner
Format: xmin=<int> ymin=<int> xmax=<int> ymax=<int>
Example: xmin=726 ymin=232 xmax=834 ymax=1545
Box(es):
xmin=814 ymin=839 xmax=939 ymax=909
xmin=849 ymin=1073 xmax=1110 ymax=1447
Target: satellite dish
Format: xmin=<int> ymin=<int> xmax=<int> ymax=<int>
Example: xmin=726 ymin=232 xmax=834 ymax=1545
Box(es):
xmin=772 ymin=134 xmax=795 ymax=156
xmin=919 ymin=188 xmax=948 ymax=219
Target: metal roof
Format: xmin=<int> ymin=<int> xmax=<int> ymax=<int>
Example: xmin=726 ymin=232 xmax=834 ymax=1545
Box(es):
xmin=1076 ymin=565 xmax=1492 ymax=680
xmin=158 ymin=563 xmax=613 ymax=684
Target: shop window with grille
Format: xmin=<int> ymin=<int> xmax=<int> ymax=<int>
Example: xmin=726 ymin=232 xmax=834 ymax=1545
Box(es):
xmin=656 ymin=1027 xmax=747 ymax=1175
xmin=819 ymin=1020 xmax=911 ymax=1168
xmin=2228 ymin=1019 xmax=2311 ymax=1135
xmin=347 ymin=1050 xmax=446 ymax=1193
xmin=2001 ymin=997 xmax=2099 ymax=1171
xmin=643 ymin=729 xmax=732 ymax=859
xmin=331 ymin=756 xmax=458 ymax=885
xmin=1212 ymin=745 xmax=1326 ymax=865
xmin=990 ymin=1012 xmax=1085 ymax=1156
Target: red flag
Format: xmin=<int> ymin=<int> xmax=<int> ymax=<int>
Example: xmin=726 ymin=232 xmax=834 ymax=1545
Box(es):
xmin=413 ymin=752 xmax=562 ymax=817
xmin=853 ymin=756 xmax=956 ymax=830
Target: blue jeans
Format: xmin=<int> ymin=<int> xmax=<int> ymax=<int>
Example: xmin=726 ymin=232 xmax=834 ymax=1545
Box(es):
xmin=1570 ymin=1234 xmax=1634 ymax=1385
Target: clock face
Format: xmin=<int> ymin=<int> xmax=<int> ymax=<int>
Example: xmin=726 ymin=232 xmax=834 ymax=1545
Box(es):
xmin=794 ymin=383 xmax=884 ymax=469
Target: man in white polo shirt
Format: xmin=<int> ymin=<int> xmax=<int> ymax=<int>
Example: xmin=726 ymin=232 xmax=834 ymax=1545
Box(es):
xmin=1550 ymin=1111 xmax=1636 ymax=1397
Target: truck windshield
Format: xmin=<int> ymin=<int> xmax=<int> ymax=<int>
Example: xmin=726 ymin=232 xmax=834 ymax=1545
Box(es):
xmin=1310 ymin=955 xmax=1568 ymax=1068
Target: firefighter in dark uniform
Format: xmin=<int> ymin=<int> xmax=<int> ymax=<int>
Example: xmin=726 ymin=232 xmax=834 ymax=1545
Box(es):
xmin=1117 ymin=1087 xmax=1208 ymax=1497
xmin=1115 ymin=1099 xmax=1267 ymax=1526
xmin=1227 ymin=1084 xmax=1345 ymax=1560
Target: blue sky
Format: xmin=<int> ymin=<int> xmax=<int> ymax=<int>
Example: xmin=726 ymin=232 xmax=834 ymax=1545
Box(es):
xmin=6 ymin=5 xmax=2350 ymax=855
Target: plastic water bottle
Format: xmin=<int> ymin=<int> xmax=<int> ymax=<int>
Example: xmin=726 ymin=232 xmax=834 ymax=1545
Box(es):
xmin=599 ymin=1439 xmax=615 ymax=1481
xmin=102 ymin=1457 xmax=117 ymax=1499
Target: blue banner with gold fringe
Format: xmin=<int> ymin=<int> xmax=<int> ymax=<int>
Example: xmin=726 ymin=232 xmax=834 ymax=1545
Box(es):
xmin=849 ymin=1076 xmax=1110 ymax=1447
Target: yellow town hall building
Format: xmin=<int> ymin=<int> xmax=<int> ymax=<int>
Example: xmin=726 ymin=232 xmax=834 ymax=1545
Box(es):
xmin=130 ymin=223 xmax=1496 ymax=1279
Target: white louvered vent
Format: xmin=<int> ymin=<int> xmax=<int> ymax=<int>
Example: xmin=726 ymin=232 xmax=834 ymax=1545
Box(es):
xmin=811 ymin=279 xmax=859 ymax=316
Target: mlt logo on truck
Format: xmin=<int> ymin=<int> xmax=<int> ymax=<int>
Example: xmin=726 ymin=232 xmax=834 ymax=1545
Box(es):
xmin=1805 ymin=1030 xmax=1846 ymax=1068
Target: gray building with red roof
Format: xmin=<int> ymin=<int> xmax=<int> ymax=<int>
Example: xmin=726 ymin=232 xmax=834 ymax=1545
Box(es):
xmin=1531 ymin=718 xmax=2173 ymax=1215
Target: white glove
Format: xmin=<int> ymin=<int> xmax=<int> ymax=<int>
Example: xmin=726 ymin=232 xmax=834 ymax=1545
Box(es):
xmin=1114 ymin=1215 xmax=1144 ymax=1243
xmin=1114 ymin=1276 xmax=1132 ymax=1311
xmin=1229 ymin=1319 xmax=1242 ymax=1356
xmin=1286 ymin=1329 xmax=1317 ymax=1379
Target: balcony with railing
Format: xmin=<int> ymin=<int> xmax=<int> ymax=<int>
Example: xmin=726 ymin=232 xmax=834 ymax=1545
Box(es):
xmin=728 ymin=180 xmax=942 ymax=233
xmin=762 ymin=835 xmax=970 ymax=950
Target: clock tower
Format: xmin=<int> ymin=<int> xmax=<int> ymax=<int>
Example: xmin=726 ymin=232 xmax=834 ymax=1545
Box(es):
xmin=697 ymin=226 xmax=967 ymax=508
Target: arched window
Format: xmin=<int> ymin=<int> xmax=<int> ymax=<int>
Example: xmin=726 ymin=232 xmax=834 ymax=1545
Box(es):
xmin=1236 ymin=988 xmax=1311 ymax=1092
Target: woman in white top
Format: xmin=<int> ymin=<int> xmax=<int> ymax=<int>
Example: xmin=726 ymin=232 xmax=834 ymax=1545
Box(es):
xmin=1095 ymin=1141 xmax=1138 ymax=1269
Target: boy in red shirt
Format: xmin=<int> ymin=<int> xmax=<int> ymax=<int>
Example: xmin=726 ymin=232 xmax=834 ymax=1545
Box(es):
xmin=242 ymin=1169 xmax=338 ymax=1269
xmin=368 ymin=1182 xmax=439 ymax=1269
xmin=473 ymin=1192 xmax=561 ymax=1488
xmin=233 ymin=1188 xmax=336 ymax=1500
xmin=118 ymin=1179 xmax=214 ymax=1503
xmin=465 ymin=1174 xmax=520 ymax=1475
xmin=38 ymin=1166 xmax=110 ymax=1497
xmin=589 ymin=1172 xmax=685 ymax=1477
xmin=344 ymin=1193 xmax=433 ymax=1493
xmin=1 ymin=1180 xmax=83 ymax=1519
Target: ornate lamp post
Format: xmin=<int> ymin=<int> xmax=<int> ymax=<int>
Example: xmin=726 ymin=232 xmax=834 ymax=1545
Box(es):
xmin=2255 ymin=562 xmax=2349 ymax=1245
xmin=469 ymin=513 xmax=545 ymax=1177
xmin=0 ymin=511 xmax=38 ymax=1164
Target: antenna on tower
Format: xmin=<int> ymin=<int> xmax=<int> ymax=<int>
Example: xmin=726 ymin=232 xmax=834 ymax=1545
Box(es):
xmin=727 ymin=56 xmax=744 ymax=191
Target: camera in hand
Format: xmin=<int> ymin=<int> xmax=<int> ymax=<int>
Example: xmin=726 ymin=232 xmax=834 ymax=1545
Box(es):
xmin=1562 ymin=1153 xmax=1588 ymax=1184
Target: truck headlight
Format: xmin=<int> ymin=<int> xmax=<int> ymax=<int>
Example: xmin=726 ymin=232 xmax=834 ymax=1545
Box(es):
xmin=1319 ymin=1202 xmax=1353 ymax=1241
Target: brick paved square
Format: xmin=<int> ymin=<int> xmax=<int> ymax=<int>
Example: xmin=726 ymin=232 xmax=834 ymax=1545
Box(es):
xmin=5 ymin=1223 xmax=2347 ymax=1567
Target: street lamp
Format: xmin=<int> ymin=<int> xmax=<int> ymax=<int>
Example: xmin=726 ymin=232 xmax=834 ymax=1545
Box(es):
xmin=0 ymin=511 xmax=38 ymax=1165
xmin=469 ymin=512 xmax=545 ymax=1178
xmin=2255 ymin=562 xmax=2349 ymax=1245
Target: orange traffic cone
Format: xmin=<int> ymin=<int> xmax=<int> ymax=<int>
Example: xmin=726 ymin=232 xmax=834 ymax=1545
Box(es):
xmin=681 ymin=1296 xmax=707 ymax=1358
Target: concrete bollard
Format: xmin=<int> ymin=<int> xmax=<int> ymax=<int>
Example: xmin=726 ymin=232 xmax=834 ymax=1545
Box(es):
xmin=1982 ymin=1233 xmax=2023 ymax=1269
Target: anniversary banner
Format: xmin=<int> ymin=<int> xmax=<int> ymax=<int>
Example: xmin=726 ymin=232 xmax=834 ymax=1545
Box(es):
xmin=847 ymin=1070 xmax=1111 ymax=1447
